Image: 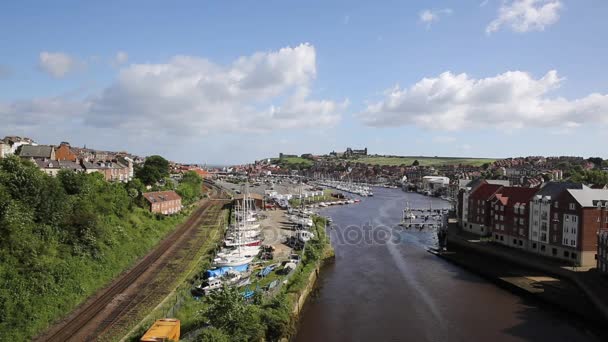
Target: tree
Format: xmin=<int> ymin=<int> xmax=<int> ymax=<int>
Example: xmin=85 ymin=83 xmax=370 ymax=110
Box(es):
xmin=202 ymin=287 xmax=264 ymax=341
xmin=196 ymin=327 xmax=230 ymax=342
xmin=588 ymin=157 xmax=603 ymax=168
xmin=136 ymin=155 xmax=170 ymax=185
xmin=411 ymin=160 xmax=419 ymax=166
xmin=176 ymin=171 xmax=203 ymax=205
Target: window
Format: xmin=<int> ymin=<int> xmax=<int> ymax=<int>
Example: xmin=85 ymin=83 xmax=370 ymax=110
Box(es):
xmin=500 ymin=205 xmax=504 ymax=211
xmin=532 ymin=243 xmax=537 ymax=249
xmin=541 ymin=245 xmax=546 ymax=252
xmin=500 ymin=215 xmax=504 ymax=221
xmin=573 ymin=216 xmax=578 ymax=223
xmin=513 ymin=239 xmax=517 ymax=244
xmin=569 ymin=203 xmax=576 ymax=210
xmin=571 ymin=240 xmax=575 ymax=246
xmin=495 ymin=234 xmax=499 ymax=239
xmin=552 ymin=248 xmax=557 ymax=256
xmin=564 ymin=251 xmax=570 ymax=258
xmin=500 ymin=235 xmax=504 ymax=241
xmin=519 ymin=240 xmax=523 ymax=246
xmin=554 ymin=201 xmax=559 ymax=208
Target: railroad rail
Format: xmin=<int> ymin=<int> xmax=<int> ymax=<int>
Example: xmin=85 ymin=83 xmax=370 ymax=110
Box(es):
xmin=39 ymin=182 xmax=229 ymax=342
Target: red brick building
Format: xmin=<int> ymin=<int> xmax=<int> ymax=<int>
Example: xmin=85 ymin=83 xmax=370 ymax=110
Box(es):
xmin=55 ymin=142 xmax=77 ymax=162
xmin=463 ymin=183 xmax=504 ymax=236
xmin=490 ymin=186 xmax=538 ymax=249
xmin=143 ymin=191 xmax=182 ymax=215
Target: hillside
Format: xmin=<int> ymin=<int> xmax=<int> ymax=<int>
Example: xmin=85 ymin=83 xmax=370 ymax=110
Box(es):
xmin=353 ymin=156 xmax=497 ymax=167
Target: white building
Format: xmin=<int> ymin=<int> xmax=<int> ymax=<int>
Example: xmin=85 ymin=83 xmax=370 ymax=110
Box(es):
xmin=422 ymin=176 xmax=449 ymax=192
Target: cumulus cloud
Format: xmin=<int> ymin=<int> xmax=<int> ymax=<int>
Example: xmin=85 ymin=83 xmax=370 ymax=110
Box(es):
xmin=486 ymin=0 xmax=562 ymax=34
xmin=357 ymin=70 xmax=608 ymax=131
xmin=113 ymin=51 xmax=129 ymax=66
xmin=5 ymin=43 xmax=345 ymax=138
xmin=419 ymin=8 xmax=453 ymax=28
xmin=38 ymin=51 xmax=81 ymax=78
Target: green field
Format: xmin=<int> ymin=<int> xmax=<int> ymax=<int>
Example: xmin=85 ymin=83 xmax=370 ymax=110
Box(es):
xmin=354 ymin=156 xmax=497 ymax=167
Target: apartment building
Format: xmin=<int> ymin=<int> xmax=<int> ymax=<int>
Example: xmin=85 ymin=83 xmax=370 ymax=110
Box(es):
xmin=490 ymin=187 xmax=539 ymax=249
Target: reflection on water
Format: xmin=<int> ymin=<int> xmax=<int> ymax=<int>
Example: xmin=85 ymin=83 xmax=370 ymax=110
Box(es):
xmin=295 ymin=187 xmax=599 ymax=342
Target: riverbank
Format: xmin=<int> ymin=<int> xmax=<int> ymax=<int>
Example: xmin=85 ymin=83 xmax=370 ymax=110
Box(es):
xmin=282 ymin=217 xmax=335 ymax=341
xmin=435 ymin=234 xmax=608 ymax=337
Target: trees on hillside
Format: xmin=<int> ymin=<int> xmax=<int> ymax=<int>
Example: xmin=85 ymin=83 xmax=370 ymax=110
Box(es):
xmin=176 ymin=171 xmax=203 ymax=205
xmin=136 ymin=155 xmax=170 ymax=185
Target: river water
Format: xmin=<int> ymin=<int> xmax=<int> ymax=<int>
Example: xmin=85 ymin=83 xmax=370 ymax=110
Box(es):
xmin=295 ymin=187 xmax=600 ymax=342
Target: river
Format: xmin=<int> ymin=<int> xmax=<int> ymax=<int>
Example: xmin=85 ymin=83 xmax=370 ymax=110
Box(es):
xmin=295 ymin=187 xmax=600 ymax=342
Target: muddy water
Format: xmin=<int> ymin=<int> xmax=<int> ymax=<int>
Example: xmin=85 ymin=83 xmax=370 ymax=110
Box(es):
xmin=295 ymin=187 xmax=599 ymax=342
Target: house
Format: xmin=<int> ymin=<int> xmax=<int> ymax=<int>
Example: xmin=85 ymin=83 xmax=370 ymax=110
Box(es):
xmin=462 ymin=182 xmax=504 ymax=236
xmin=1 ymin=136 xmax=36 ymax=156
xmin=55 ymin=142 xmax=78 ymax=161
xmin=18 ymin=144 xmax=56 ymax=160
xmin=35 ymin=159 xmax=84 ymax=176
xmin=489 ymin=186 xmax=539 ymax=249
xmin=82 ymin=160 xmax=131 ymax=182
xmin=143 ymin=191 xmax=182 ymax=215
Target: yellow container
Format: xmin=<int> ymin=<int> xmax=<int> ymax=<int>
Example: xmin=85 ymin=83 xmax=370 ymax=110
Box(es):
xmin=140 ymin=319 xmax=180 ymax=342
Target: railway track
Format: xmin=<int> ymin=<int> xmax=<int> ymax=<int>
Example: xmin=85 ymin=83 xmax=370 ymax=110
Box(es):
xmin=39 ymin=181 xmax=230 ymax=342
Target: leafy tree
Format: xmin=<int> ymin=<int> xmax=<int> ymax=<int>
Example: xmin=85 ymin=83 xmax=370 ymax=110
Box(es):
xmin=588 ymin=157 xmax=603 ymax=167
xmin=176 ymin=171 xmax=203 ymax=205
xmin=411 ymin=160 xmax=419 ymax=166
xmin=570 ymin=169 xmax=608 ymax=185
xmin=261 ymin=294 xmax=292 ymax=341
xmin=136 ymin=155 xmax=170 ymax=185
xmin=202 ymin=287 xmax=264 ymax=342
xmin=196 ymin=327 xmax=230 ymax=342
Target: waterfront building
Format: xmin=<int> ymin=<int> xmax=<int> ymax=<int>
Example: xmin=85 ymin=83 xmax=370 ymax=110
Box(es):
xmin=489 ymin=186 xmax=539 ymax=249
xmin=460 ymin=179 xmax=509 ymax=235
xmin=549 ymin=188 xmax=608 ymax=266
xmin=528 ymin=182 xmax=584 ymax=257
xmin=143 ymin=191 xmax=182 ymax=215
xmin=463 ymin=182 xmax=504 ymax=236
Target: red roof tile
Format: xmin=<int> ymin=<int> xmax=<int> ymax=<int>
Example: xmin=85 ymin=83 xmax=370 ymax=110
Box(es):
xmin=469 ymin=183 xmax=503 ymax=201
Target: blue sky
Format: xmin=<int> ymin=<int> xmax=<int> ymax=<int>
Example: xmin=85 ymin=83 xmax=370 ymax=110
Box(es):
xmin=1 ymin=0 xmax=608 ymax=164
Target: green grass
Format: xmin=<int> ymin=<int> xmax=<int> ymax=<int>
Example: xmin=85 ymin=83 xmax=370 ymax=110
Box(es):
xmin=272 ymin=157 xmax=314 ymax=168
xmin=354 ymin=156 xmax=497 ymax=167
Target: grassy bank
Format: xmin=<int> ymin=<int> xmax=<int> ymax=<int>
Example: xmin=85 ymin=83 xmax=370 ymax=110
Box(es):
xmin=288 ymin=189 xmax=336 ymax=207
xmin=354 ymin=156 xmax=496 ymax=167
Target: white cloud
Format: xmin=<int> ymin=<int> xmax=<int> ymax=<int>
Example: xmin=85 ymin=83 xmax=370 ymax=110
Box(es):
xmin=419 ymin=8 xmax=453 ymax=28
xmin=38 ymin=51 xmax=80 ymax=78
xmin=113 ymin=51 xmax=129 ymax=66
xmin=357 ymin=70 xmax=608 ymax=132
xmin=5 ymin=43 xmax=345 ymax=139
xmin=486 ymin=0 xmax=562 ymax=34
